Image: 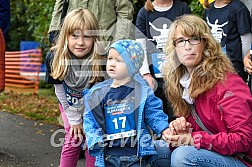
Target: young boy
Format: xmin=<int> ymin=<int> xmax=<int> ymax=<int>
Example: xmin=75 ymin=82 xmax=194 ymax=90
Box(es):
xmin=83 ymin=39 xmax=170 ymax=166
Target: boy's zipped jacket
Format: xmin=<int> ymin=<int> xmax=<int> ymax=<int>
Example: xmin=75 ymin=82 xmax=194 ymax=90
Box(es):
xmin=83 ymin=74 xmax=169 ymax=167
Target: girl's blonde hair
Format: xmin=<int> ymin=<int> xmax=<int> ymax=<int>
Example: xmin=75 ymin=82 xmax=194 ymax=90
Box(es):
xmin=51 ymin=8 xmax=104 ymax=83
xmin=163 ymin=14 xmax=234 ymax=117
xmin=204 ymin=0 xmax=232 ymax=8
xmin=145 ymin=0 xmax=154 ymax=12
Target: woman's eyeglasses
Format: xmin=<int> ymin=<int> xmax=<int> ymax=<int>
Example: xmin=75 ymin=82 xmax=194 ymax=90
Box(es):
xmin=173 ymin=37 xmax=202 ymax=47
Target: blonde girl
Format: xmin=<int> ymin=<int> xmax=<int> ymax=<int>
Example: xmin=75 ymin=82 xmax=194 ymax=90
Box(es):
xmin=50 ymin=8 xmax=105 ymax=167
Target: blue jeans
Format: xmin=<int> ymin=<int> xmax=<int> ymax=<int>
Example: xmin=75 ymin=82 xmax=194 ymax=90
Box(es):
xmin=151 ymin=140 xmax=171 ymax=167
xmin=105 ymin=155 xmax=147 ymax=167
xmin=171 ymin=146 xmax=247 ymax=167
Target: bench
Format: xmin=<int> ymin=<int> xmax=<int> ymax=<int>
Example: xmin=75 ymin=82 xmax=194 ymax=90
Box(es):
xmin=5 ymin=49 xmax=42 ymax=94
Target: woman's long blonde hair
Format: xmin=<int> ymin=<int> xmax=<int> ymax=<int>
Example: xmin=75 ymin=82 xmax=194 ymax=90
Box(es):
xmin=50 ymin=8 xmax=104 ymax=83
xmin=163 ymin=14 xmax=234 ymax=117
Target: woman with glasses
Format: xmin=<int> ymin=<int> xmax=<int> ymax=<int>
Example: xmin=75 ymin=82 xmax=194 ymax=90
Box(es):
xmin=161 ymin=14 xmax=252 ymax=166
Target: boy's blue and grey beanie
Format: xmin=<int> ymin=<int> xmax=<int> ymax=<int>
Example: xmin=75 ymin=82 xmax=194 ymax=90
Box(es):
xmin=109 ymin=39 xmax=144 ymax=77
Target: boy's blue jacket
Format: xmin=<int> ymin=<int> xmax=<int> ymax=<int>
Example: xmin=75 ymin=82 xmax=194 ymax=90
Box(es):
xmin=83 ymin=74 xmax=169 ymax=167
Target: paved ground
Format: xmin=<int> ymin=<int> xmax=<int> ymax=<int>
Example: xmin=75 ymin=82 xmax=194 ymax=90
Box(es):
xmin=0 ymin=111 xmax=85 ymax=167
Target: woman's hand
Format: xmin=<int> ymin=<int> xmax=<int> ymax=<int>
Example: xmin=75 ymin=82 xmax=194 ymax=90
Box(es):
xmin=70 ymin=123 xmax=83 ymax=139
xmin=169 ymin=116 xmax=192 ymax=135
xmin=162 ymin=128 xmax=194 ymax=147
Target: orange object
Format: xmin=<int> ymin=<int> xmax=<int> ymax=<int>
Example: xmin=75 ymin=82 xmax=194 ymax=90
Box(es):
xmin=199 ymin=0 xmax=214 ymax=8
xmin=5 ymin=49 xmax=42 ymax=94
xmin=0 ymin=29 xmax=5 ymax=92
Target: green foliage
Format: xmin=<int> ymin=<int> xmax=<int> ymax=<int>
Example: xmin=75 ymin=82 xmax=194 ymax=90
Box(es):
xmin=25 ymin=1 xmax=55 ymax=50
xmin=8 ymin=1 xmax=32 ymax=50
xmin=8 ymin=0 xmax=55 ymax=53
xmin=189 ymin=0 xmax=204 ymax=18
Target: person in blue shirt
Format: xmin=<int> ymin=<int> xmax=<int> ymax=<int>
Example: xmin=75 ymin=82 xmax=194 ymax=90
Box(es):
xmin=135 ymin=0 xmax=191 ymax=123
xmin=0 ymin=0 xmax=10 ymax=92
xmin=204 ymin=0 xmax=252 ymax=82
xmin=0 ymin=0 xmax=10 ymax=42
xmin=83 ymin=39 xmax=170 ymax=167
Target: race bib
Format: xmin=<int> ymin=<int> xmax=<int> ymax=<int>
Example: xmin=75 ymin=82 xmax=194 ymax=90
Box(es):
xmin=105 ymin=103 xmax=135 ymax=135
xmin=63 ymin=83 xmax=83 ymax=107
xmin=151 ymin=52 xmax=167 ymax=78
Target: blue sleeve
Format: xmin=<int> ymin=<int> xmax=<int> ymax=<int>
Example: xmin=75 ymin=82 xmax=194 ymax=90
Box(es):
xmin=0 ymin=0 xmax=10 ymax=36
xmin=83 ymin=106 xmax=105 ymax=166
xmin=135 ymin=7 xmax=147 ymax=39
xmin=83 ymin=110 xmax=104 ymax=154
xmin=144 ymin=93 xmax=169 ymax=135
xmin=235 ymin=2 xmax=252 ymax=35
xmin=83 ymin=89 xmax=107 ymax=156
xmin=203 ymin=9 xmax=207 ymax=21
xmin=182 ymin=2 xmax=192 ymax=14
xmin=83 ymin=97 xmax=105 ymax=156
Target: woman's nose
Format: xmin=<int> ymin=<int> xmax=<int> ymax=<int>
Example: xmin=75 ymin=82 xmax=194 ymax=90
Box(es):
xmin=184 ymin=41 xmax=192 ymax=50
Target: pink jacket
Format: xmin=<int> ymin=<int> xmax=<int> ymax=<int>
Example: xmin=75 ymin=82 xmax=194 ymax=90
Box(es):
xmin=188 ymin=73 xmax=252 ymax=158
